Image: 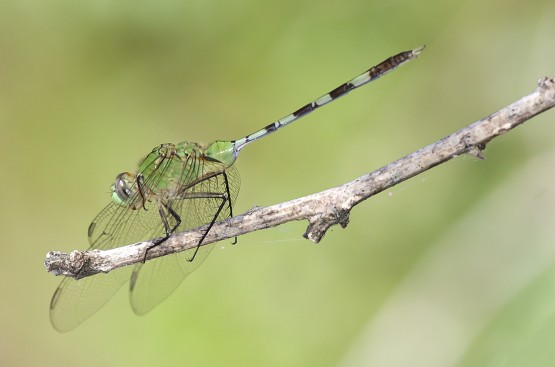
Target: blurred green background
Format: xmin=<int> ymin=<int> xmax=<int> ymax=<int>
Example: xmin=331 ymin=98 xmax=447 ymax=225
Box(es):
xmin=1 ymin=0 xmax=555 ymax=366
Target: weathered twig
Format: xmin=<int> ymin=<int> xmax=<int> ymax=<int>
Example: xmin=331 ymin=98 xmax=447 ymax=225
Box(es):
xmin=45 ymin=77 xmax=555 ymax=280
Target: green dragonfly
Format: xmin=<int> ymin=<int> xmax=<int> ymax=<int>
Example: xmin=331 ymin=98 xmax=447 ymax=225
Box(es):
xmin=49 ymin=46 xmax=424 ymax=332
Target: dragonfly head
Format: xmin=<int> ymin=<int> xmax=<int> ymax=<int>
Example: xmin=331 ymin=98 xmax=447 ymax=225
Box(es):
xmin=111 ymin=172 xmax=138 ymax=207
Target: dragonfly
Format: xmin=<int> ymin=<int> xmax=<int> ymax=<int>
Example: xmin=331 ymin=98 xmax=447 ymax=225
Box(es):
xmin=49 ymin=46 xmax=424 ymax=332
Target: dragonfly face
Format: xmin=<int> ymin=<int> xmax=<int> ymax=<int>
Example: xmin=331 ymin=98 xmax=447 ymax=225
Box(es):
xmin=111 ymin=172 xmax=142 ymax=209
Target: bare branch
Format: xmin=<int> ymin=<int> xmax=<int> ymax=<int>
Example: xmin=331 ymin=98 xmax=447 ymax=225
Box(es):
xmin=45 ymin=77 xmax=555 ymax=280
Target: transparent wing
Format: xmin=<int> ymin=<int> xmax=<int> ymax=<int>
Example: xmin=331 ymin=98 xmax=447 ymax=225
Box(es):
xmin=129 ymin=163 xmax=240 ymax=315
xmin=49 ymin=153 xmax=179 ymax=331
xmin=129 ymin=243 xmax=214 ymax=315
xmin=49 ymin=266 xmax=133 ymax=332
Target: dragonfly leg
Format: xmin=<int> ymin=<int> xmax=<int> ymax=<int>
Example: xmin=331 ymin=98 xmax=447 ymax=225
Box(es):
xmin=187 ymin=193 xmax=227 ymax=262
xmin=187 ymin=169 xmax=237 ymax=261
xmin=221 ymin=171 xmax=238 ymax=246
xmin=136 ymin=174 xmax=148 ymax=211
xmin=142 ymin=204 xmax=182 ymax=263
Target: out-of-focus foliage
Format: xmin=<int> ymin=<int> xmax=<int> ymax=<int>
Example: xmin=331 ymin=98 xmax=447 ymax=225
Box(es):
xmin=1 ymin=1 xmax=554 ymax=366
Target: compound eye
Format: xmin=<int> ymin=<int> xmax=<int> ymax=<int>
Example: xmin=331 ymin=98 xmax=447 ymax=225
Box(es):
xmin=111 ymin=172 xmax=134 ymax=205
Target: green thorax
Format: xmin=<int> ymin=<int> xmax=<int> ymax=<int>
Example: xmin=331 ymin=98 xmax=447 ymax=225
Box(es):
xmin=139 ymin=141 xmax=198 ymax=175
xmin=137 ymin=142 xmax=205 ymax=195
xmin=139 ymin=140 xmax=237 ymax=173
xmin=136 ymin=140 xmax=236 ymax=193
